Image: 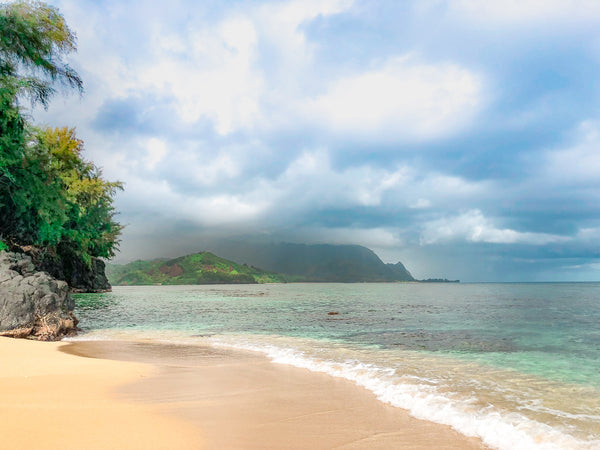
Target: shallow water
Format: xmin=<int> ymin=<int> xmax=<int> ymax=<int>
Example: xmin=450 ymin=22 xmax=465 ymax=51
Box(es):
xmin=72 ymin=283 xmax=600 ymax=449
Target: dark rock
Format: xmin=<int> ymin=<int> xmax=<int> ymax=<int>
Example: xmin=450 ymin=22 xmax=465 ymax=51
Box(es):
xmin=23 ymin=246 xmax=111 ymax=293
xmin=0 ymin=252 xmax=78 ymax=340
xmin=66 ymin=257 xmax=111 ymax=293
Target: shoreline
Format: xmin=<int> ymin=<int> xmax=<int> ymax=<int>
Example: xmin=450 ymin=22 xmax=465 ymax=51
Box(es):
xmin=1 ymin=335 xmax=489 ymax=449
xmin=61 ymin=338 xmax=488 ymax=449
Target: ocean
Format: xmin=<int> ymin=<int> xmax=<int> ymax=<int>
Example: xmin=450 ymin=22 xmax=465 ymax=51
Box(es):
xmin=71 ymin=282 xmax=600 ymax=449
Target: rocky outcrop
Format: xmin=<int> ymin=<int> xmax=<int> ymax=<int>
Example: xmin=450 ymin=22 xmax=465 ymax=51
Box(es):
xmin=0 ymin=252 xmax=78 ymax=340
xmin=46 ymin=254 xmax=111 ymax=293
xmin=22 ymin=245 xmax=111 ymax=293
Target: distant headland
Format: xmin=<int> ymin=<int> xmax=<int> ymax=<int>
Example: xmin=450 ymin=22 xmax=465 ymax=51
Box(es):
xmin=107 ymin=243 xmax=457 ymax=285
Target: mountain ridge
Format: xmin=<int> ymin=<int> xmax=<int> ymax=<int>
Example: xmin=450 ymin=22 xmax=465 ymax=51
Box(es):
xmin=108 ymin=243 xmax=419 ymax=286
xmin=106 ymin=251 xmax=298 ymax=286
xmin=207 ymin=242 xmax=415 ymax=283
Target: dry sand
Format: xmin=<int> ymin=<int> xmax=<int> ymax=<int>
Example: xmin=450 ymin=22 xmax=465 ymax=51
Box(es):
xmin=0 ymin=337 xmax=202 ymax=449
xmin=1 ymin=337 xmax=489 ymax=449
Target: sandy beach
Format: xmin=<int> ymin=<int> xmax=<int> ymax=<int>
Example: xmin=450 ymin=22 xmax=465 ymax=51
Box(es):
xmin=0 ymin=337 xmax=202 ymax=449
xmin=0 ymin=336 xmax=488 ymax=449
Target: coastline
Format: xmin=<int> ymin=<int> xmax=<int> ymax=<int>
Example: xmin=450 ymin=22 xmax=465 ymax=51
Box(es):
xmin=1 ymin=335 xmax=489 ymax=449
xmin=62 ymin=339 xmax=488 ymax=449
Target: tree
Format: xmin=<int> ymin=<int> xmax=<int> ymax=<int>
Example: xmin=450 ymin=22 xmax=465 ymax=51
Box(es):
xmin=1 ymin=0 xmax=83 ymax=241
xmin=0 ymin=0 xmax=82 ymax=106
xmin=1 ymin=0 xmax=83 ymax=198
xmin=0 ymin=80 xmax=24 ymax=187
xmin=26 ymin=126 xmax=124 ymax=264
xmin=0 ymin=1 xmax=122 ymax=284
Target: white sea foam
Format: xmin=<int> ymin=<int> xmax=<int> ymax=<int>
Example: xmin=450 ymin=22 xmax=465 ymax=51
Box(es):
xmin=208 ymin=335 xmax=600 ymax=450
xmin=64 ymin=329 xmax=600 ymax=450
xmin=63 ymin=328 xmax=191 ymax=343
xmin=63 ymin=332 xmax=115 ymax=341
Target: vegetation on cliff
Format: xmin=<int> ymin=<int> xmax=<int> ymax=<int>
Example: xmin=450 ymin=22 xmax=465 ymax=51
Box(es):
xmin=0 ymin=1 xmax=122 ymax=288
xmin=107 ymin=252 xmax=298 ymax=286
xmin=108 ymin=244 xmax=420 ymax=285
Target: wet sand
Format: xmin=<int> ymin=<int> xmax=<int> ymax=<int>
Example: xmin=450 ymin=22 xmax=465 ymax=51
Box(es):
xmin=63 ymin=339 xmax=489 ymax=449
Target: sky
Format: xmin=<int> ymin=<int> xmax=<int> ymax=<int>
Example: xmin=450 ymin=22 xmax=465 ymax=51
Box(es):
xmin=28 ymin=0 xmax=600 ymax=281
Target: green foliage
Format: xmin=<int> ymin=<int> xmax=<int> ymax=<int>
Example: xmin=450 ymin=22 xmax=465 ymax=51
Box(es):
xmin=0 ymin=239 xmax=7 ymax=251
xmin=1 ymin=0 xmax=81 ymax=191
xmin=106 ymin=252 xmax=300 ymax=286
xmin=2 ymin=125 xmax=123 ymax=264
xmin=0 ymin=0 xmax=82 ymax=107
xmin=0 ymin=2 xmax=122 ymax=269
xmin=31 ymin=127 xmax=123 ymax=257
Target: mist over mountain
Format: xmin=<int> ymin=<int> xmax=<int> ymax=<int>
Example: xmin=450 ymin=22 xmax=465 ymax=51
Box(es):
xmin=208 ymin=241 xmax=415 ymax=283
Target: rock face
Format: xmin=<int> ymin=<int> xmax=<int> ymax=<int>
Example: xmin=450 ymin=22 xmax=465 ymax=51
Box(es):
xmin=29 ymin=248 xmax=111 ymax=293
xmin=0 ymin=252 xmax=78 ymax=340
xmin=55 ymin=255 xmax=110 ymax=293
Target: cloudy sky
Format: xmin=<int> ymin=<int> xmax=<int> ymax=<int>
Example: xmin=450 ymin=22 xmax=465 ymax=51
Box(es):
xmin=31 ymin=0 xmax=600 ymax=281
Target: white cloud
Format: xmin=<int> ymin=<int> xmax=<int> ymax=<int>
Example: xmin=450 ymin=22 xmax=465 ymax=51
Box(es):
xmin=124 ymin=137 xmax=242 ymax=189
xmin=196 ymin=154 xmax=239 ymax=185
xmin=421 ymin=173 xmax=485 ymax=198
xmin=563 ymin=262 xmax=600 ymax=271
xmin=70 ymin=0 xmax=356 ymax=138
xmin=271 ymin=150 xmax=411 ymax=210
xmin=447 ymin=0 xmax=600 ymax=24
xmin=266 ymin=0 xmax=353 ymax=26
xmin=410 ymin=198 xmax=432 ymax=209
xmin=248 ymin=150 xmax=492 ymax=223
xmin=257 ymin=0 xmax=354 ymax=66
xmin=192 ymin=194 xmax=270 ymax=225
xmin=120 ymin=175 xmax=268 ymax=226
xmin=304 ymin=57 xmax=482 ymax=139
xmin=576 ymin=227 xmax=600 ymax=242
xmin=65 ymin=0 xmax=484 ymax=141
xmin=145 ymin=138 xmax=167 ymax=170
xmin=542 ymin=120 xmax=600 ymax=184
xmin=420 ymin=210 xmax=570 ymax=245
xmin=139 ymin=16 xmax=263 ymax=134
xmin=44 ymin=0 xmax=485 ymax=145
xmin=166 ymin=151 xmax=240 ymax=188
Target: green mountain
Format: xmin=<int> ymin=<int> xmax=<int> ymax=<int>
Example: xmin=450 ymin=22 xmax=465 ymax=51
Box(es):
xmin=208 ymin=242 xmax=415 ymax=282
xmin=106 ymin=252 xmax=297 ymax=286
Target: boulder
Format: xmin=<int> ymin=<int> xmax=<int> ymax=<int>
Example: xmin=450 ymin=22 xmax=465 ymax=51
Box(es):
xmin=0 ymin=252 xmax=78 ymax=340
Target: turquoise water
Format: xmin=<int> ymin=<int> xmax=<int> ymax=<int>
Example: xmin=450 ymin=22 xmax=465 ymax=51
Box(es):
xmin=73 ymin=283 xmax=600 ymax=449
